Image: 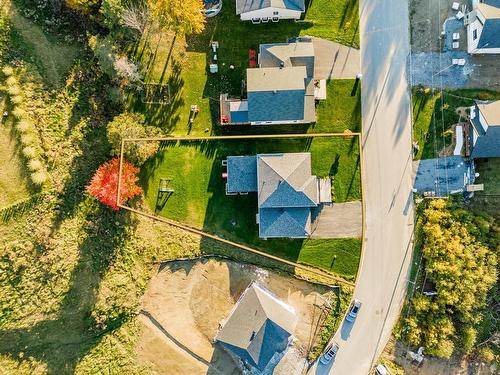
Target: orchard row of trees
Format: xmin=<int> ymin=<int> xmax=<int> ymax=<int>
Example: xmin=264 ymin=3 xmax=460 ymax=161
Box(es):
xmin=400 ymin=199 xmax=498 ymax=360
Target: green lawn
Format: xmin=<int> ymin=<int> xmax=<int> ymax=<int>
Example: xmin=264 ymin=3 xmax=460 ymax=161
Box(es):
xmin=140 ymin=136 xmax=361 ymax=279
xmin=412 ymin=88 xmax=500 ymax=160
xmin=471 ymin=158 xmax=500 ymax=218
xmin=474 ymin=159 xmax=500 ymax=195
xmin=126 ymin=0 xmax=360 ymax=135
xmin=0 ymin=1 xmax=360 ymax=373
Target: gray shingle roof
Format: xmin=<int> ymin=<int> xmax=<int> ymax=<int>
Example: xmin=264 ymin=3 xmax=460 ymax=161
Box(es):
xmin=257 ymin=153 xmax=319 ymax=208
xmin=226 ymin=153 xmax=321 ymax=238
xmin=259 ymin=42 xmax=315 ymax=77
xmin=243 ymin=40 xmax=316 ymax=124
xmin=236 ymin=0 xmax=306 ymax=15
xmin=471 ymin=101 xmax=500 ymax=158
xmin=246 ymin=66 xmax=307 ymax=122
xmin=485 ymin=0 xmax=500 ymax=7
xmin=259 ymin=208 xmax=311 ymax=237
xmin=247 ymin=66 xmax=308 ymax=92
xmin=248 ymin=90 xmax=306 ymax=122
xmin=227 ymin=156 xmax=258 ymax=193
xmin=216 ymin=282 xmax=297 ymax=370
xmin=476 ymin=100 xmax=500 ymax=126
xmin=477 ymin=19 xmax=500 ymax=49
xmin=471 ymin=127 xmax=500 ymax=158
xmin=245 ymin=64 xmax=315 ymax=123
xmin=257 ymin=153 xmax=319 ymax=238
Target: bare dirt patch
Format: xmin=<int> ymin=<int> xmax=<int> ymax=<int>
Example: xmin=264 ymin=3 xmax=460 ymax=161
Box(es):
xmin=410 ymin=0 xmax=451 ymax=52
xmin=135 ymin=258 xmax=336 ymax=374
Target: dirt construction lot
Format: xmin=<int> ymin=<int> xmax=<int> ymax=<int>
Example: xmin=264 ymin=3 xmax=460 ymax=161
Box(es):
xmin=135 ymin=258 xmax=336 ymax=375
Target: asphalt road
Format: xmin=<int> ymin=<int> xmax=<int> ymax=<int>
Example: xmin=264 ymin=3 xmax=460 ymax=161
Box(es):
xmin=309 ymin=0 xmax=415 ymax=373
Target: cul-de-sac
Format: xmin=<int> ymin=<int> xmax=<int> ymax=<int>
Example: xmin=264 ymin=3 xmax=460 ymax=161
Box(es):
xmin=0 ymin=0 xmax=498 ymax=374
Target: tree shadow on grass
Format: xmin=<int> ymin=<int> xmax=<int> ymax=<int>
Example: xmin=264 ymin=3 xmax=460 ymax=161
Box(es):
xmin=186 ymin=0 xmax=314 ymax=135
xmin=339 ymin=0 xmax=359 ymax=28
xmin=0 ymin=206 xmax=132 ymax=375
xmin=127 ymin=60 xmax=185 ymax=133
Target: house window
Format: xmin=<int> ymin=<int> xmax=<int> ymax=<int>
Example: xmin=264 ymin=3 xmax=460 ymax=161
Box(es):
xmin=473 ymin=29 xmax=478 ymax=40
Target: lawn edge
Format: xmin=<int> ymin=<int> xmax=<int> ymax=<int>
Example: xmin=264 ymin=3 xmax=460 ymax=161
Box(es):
xmin=117 ymin=132 xmax=362 ymax=287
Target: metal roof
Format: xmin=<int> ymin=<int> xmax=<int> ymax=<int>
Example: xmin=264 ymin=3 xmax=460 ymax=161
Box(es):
xmin=215 ymin=282 xmax=297 ymax=370
xmin=235 ymin=0 xmax=306 ymax=15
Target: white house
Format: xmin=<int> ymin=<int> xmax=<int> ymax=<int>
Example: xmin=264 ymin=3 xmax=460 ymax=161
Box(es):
xmin=235 ymin=0 xmax=305 ymax=23
xmin=220 ymin=39 xmax=325 ymax=126
xmin=468 ymin=100 xmax=500 ymax=158
xmin=465 ymin=0 xmax=500 ymax=54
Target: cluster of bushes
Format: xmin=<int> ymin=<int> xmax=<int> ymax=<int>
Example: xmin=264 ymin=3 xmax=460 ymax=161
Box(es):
xmin=106 ymin=111 xmax=162 ymax=165
xmin=88 ymin=34 xmax=142 ymax=86
xmin=399 ymin=199 xmax=498 ymax=361
xmin=2 ymin=66 xmax=49 ymax=186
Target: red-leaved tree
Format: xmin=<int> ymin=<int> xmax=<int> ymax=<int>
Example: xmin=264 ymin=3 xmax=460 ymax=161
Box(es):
xmin=87 ymin=158 xmax=142 ymax=210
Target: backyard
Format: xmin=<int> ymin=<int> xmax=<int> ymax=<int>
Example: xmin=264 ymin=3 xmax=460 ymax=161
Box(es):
xmin=139 ymin=136 xmax=362 ymax=279
xmin=412 ymin=87 xmax=500 ymax=160
xmin=126 ymin=0 xmax=360 ymax=135
xmin=471 ymin=158 xmax=500 ymax=218
xmin=0 ymin=0 xmax=362 ymax=372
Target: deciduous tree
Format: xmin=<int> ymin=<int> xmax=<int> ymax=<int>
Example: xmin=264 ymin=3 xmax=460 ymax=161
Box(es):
xmin=403 ymin=199 xmax=498 ymax=358
xmin=65 ymin=0 xmax=100 ymax=14
xmin=87 ymin=158 xmax=142 ymax=210
xmin=107 ymin=112 xmax=162 ymax=165
xmin=148 ymin=0 xmax=205 ymax=34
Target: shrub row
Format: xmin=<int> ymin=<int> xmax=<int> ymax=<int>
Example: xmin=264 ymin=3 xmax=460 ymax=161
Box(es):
xmin=2 ymin=66 xmax=49 ymax=186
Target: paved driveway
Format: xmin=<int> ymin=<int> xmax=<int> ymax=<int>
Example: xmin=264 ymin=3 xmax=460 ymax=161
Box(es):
xmin=312 ymin=37 xmax=360 ymax=80
xmin=310 ymin=202 xmax=362 ymax=239
xmin=413 ymin=156 xmax=473 ymax=196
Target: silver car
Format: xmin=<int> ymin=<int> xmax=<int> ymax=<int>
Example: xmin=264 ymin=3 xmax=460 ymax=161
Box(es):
xmin=319 ymin=342 xmax=339 ymax=365
xmin=345 ymin=299 xmax=362 ymax=322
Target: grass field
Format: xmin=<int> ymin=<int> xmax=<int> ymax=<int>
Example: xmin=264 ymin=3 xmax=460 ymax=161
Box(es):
xmin=0 ymin=0 xmax=361 ymax=372
xmin=140 ymin=136 xmax=362 ymax=279
xmin=4 ymin=1 xmax=78 ymax=88
xmin=126 ymin=0 xmax=360 ymax=135
xmin=412 ymin=88 xmax=500 ymax=160
xmin=470 ymin=158 xmax=500 ymax=218
xmin=0 ymin=100 xmax=31 ymax=208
